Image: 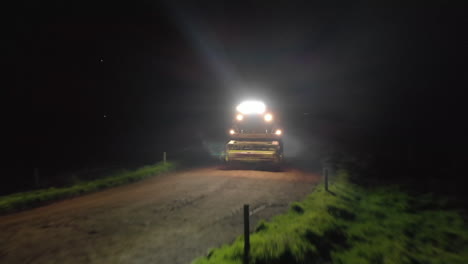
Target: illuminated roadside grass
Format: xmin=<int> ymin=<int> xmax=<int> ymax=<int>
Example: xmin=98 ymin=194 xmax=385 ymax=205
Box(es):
xmin=192 ymin=171 xmax=468 ymax=264
xmin=0 ymin=162 xmax=176 ymax=214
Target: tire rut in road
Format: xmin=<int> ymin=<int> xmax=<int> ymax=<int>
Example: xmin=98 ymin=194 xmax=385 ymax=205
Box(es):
xmin=153 ymin=194 xmax=207 ymax=214
xmin=210 ymin=202 xmax=288 ymax=225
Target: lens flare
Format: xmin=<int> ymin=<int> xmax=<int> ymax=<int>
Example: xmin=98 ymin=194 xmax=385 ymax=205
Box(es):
xmin=264 ymin=113 xmax=273 ymax=122
xmin=236 ymin=114 xmax=244 ymax=121
xmin=236 ymin=101 xmax=266 ymax=114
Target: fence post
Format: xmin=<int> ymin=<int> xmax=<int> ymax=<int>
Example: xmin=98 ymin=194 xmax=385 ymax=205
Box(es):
xmin=163 ymin=152 xmax=166 ymax=164
xmin=324 ymin=167 xmax=329 ymax=191
xmin=243 ymin=204 xmax=250 ymax=264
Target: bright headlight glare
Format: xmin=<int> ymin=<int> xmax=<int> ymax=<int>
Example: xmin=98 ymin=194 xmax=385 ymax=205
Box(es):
xmin=264 ymin=113 xmax=273 ymax=122
xmin=236 ymin=114 xmax=244 ymax=121
xmin=275 ymin=129 xmax=282 ymax=135
xmin=229 ymin=129 xmax=235 ymax=135
xmin=236 ymin=101 xmax=266 ymax=114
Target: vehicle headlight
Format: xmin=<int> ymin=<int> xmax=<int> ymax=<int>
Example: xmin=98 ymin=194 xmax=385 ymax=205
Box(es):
xmin=264 ymin=113 xmax=273 ymax=122
xmin=275 ymin=129 xmax=282 ymax=135
xmin=236 ymin=114 xmax=244 ymax=121
xmin=229 ymin=129 xmax=236 ymax=135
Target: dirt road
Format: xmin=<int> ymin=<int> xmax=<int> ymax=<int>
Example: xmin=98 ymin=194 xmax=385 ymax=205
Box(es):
xmin=0 ymin=167 xmax=320 ymax=264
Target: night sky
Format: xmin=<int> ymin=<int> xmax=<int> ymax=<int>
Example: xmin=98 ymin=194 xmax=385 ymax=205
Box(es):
xmin=15 ymin=1 xmax=466 ymax=192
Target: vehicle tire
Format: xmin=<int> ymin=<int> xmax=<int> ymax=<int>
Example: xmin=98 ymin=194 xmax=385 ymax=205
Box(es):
xmin=270 ymin=163 xmax=282 ymax=172
xmin=223 ymin=161 xmax=232 ymax=170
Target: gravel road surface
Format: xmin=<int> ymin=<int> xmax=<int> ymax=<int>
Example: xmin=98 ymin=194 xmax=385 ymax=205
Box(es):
xmin=0 ymin=166 xmax=320 ymax=264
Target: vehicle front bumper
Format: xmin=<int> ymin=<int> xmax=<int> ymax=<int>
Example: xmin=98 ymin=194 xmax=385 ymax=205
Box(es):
xmin=227 ymin=154 xmax=280 ymax=163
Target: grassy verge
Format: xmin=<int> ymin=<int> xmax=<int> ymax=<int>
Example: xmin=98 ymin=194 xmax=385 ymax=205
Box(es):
xmin=193 ymin=170 xmax=468 ymax=264
xmin=0 ymin=162 xmax=176 ymax=215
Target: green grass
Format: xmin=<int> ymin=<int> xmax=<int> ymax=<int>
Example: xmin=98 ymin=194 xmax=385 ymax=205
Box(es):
xmin=0 ymin=162 xmax=176 ymax=215
xmin=192 ymin=170 xmax=468 ymax=264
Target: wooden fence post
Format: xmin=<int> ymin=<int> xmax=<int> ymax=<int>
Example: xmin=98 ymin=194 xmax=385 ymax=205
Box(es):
xmin=244 ymin=204 xmax=250 ymax=264
xmin=325 ymin=167 xmax=329 ymax=191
